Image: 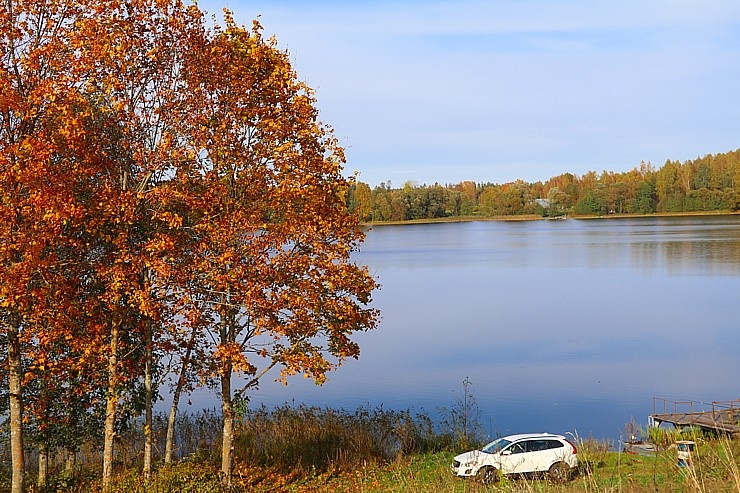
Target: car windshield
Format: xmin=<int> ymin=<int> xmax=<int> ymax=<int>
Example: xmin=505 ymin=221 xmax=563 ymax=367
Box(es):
xmin=481 ymin=438 xmax=512 ymax=454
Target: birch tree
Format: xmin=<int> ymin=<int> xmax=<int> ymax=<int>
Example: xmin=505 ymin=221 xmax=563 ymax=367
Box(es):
xmin=173 ymin=14 xmax=379 ymax=486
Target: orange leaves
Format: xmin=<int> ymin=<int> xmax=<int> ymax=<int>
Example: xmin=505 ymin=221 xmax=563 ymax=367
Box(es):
xmin=276 ymin=347 xmax=332 ymax=386
xmin=168 ymin=14 xmax=379 ymax=411
xmin=2 ymin=5 xmax=379 ymax=477
xmin=213 ymin=343 xmax=257 ymax=376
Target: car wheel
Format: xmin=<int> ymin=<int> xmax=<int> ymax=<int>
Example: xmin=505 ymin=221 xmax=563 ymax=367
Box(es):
xmin=548 ymin=461 xmax=570 ymax=484
xmin=477 ymin=466 xmax=500 ymax=484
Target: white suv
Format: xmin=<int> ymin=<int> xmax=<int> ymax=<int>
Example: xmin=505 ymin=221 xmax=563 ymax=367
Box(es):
xmin=451 ymin=433 xmax=578 ymax=483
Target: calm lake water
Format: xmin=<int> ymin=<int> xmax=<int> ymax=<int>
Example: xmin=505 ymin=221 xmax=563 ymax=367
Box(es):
xmin=229 ymin=215 xmax=740 ymax=442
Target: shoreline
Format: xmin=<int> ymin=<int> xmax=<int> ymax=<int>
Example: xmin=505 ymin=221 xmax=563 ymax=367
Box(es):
xmin=362 ymin=210 xmax=740 ymax=227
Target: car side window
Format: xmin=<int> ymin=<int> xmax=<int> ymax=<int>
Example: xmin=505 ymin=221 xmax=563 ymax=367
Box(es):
xmin=524 ymin=439 xmax=565 ymax=452
xmin=523 ymin=440 xmax=540 ymax=452
xmin=506 ymin=438 xmax=566 ymax=454
xmin=527 ymin=440 xmax=548 ymax=452
xmin=508 ymin=442 xmax=527 ymax=454
xmin=545 ymin=440 xmax=564 ymax=450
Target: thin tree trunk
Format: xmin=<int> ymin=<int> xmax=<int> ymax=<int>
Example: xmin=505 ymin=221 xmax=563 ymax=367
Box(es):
xmin=144 ymin=321 xmax=153 ymax=480
xmin=219 ymin=305 xmax=235 ymax=487
xmin=102 ymin=318 xmax=120 ymax=491
xmin=165 ymin=325 xmax=198 ymax=463
xmin=38 ymin=443 xmax=48 ymax=490
xmin=8 ymin=317 xmax=25 ymax=493
xmin=65 ymin=449 xmax=76 ymax=476
xmin=220 ymin=363 xmax=234 ymax=487
xmin=164 ymin=391 xmax=179 ymax=464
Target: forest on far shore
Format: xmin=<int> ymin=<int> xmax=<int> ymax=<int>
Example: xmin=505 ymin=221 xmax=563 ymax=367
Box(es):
xmin=347 ymin=149 xmax=740 ymax=221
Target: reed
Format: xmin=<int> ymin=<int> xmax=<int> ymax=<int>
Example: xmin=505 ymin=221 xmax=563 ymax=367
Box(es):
xmin=233 ymin=403 xmax=443 ymax=474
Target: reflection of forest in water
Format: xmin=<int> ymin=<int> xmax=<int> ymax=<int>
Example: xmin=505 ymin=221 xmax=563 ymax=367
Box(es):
xmin=658 ymin=239 xmax=739 ymax=274
xmin=624 ymin=216 xmax=740 ymax=275
xmin=493 ymin=215 xmax=740 ymax=275
xmin=538 ymin=215 xmax=740 ymax=275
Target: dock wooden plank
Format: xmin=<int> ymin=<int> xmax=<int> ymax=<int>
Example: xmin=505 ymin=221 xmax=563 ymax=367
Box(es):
xmin=650 ymin=411 xmax=740 ymax=434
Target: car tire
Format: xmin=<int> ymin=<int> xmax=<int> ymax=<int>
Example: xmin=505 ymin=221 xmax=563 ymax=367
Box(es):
xmin=477 ymin=466 xmax=500 ymax=484
xmin=548 ymin=461 xmax=571 ymax=484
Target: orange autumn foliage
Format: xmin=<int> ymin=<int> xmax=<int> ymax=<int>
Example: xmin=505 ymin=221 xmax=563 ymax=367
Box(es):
xmin=2 ymin=1 xmax=378 ymax=491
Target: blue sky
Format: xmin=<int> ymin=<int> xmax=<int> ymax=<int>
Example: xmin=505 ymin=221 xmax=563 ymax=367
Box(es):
xmin=195 ymin=0 xmax=740 ymax=187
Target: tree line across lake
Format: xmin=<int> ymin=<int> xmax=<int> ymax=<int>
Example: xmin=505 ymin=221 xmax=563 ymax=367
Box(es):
xmin=348 ymin=149 xmax=740 ymax=221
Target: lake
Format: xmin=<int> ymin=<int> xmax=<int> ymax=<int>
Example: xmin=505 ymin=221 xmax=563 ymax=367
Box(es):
xmin=227 ymin=215 xmax=740 ymax=443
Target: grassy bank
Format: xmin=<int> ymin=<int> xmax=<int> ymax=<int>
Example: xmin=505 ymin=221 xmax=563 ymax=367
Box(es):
xmin=51 ymin=439 xmax=739 ymax=492
xmin=98 ymin=439 xmax=739 ymax=493
xmin=6 ymin=405 xmax=738 ymax=492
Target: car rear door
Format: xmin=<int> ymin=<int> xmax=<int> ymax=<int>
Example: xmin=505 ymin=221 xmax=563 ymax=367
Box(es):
xmin=525 ymin=439 xmax=567 ymax=472
xmin=499 ymin=438 xmax=569 ymax=474
xmin=500 ymin=439 xmax=562 ymax=473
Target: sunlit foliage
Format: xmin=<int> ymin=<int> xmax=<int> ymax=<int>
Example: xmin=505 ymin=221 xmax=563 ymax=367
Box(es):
xmin=350 ymin=151 xmax=740 ymax=221
xmin=0 ymin=1 xmax=378 ymax=491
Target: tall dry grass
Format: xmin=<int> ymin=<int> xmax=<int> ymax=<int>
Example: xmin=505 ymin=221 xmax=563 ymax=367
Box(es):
xmin=233 ymin=403 xmax=444 ymax=474
xmin=679 ymin=433 xmax=740 ymax=493
xmin=2 ymin=405 xmax=738 ymax=493
xmin=0 ymin=404 xmax=448 ymax=491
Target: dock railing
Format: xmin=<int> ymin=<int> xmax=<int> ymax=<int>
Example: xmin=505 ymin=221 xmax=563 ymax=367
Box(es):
xmin=650 ymin=397 xmax=740 ymax=433
xmin=711 ymin=399 xmax=739 ymax=422
xmin=652 ymin=397 xmax=703 ymax=417
xmin=652 ymin=397 xmax=740 ymax=416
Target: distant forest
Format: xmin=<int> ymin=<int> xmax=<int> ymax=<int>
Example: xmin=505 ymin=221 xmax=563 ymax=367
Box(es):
xmin=347 ymin=149 xmax=740 ymax=222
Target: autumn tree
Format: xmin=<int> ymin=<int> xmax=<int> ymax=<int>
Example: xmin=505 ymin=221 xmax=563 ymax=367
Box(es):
xmin=3 ymin=5 xmax=376 ymax=492
xmin=545 ymin=172 xmax=579 ymax=204
xmin=656 ymin=160 xmax=683 ymax=211
xmin=170 ymin=13 xmax=379 ymax=486
xmin=0 ymin=1 xmax=111 ymax=491
xmin=350 ymin=181 xmax=373 ymax=222
xmin=371 ymin=186 xmax=392 ymax=220
xmin=68 ymin=0 xmax=200 ymax=485
xmin=455 ymin=180 xmax=479 ymax=215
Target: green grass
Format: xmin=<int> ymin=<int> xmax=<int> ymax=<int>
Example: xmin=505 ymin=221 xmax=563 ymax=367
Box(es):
xmin=62 ymin=436 xmax=737 ymax=493
xmin=300 ymin=439 xmax=740 ymax=493
xmin=8 ymin=405 xmax=740 ymax=492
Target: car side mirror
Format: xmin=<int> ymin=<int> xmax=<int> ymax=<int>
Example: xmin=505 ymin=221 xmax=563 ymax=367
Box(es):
xmin=501 ymin=450 xmax=511 ymax=456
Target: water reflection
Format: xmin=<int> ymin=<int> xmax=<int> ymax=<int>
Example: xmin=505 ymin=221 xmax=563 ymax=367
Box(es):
xmin=210 ymin=215 xmax=740 ymax=442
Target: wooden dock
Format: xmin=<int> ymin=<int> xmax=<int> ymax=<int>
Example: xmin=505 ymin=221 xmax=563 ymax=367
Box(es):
xmin=649 ymin=398 xmax=740 ymax=435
